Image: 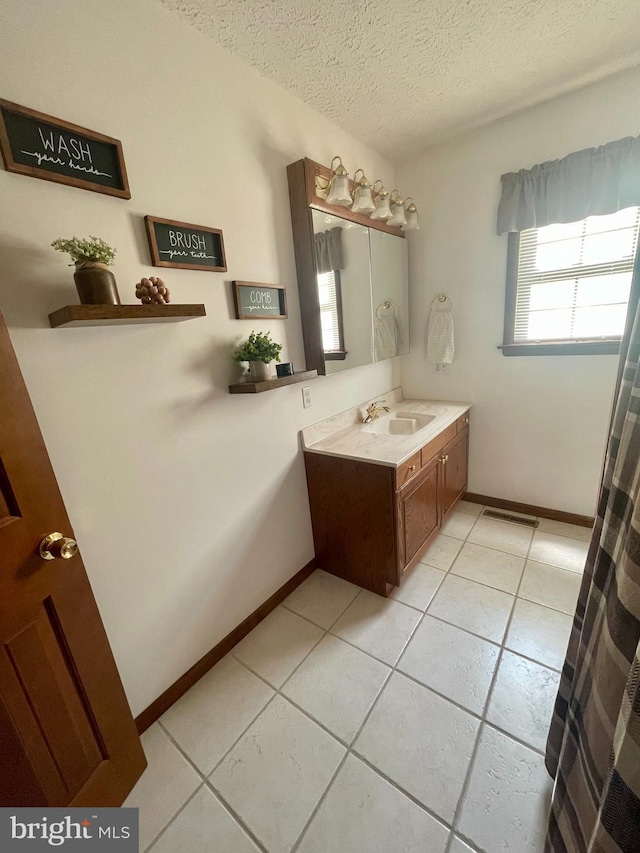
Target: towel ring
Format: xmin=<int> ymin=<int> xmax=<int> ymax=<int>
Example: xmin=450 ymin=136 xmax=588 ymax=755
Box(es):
xmin=430 ymin=293 xmax=453 ymax=310
xmin=376 ymin=301 xmax=396 ymax=319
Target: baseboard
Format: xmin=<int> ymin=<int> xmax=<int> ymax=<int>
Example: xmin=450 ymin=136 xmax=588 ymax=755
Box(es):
xmin=463 ymin=493 xmax=594 ymax=528
xmin=135 ymin=558 xmax=316 ymax=734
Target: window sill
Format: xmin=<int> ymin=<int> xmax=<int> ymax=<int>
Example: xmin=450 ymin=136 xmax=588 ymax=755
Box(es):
xmin=499 ymin=341 xmax=621 ymax=357
xmin=324 ymin=351 xmax=348 ymax=361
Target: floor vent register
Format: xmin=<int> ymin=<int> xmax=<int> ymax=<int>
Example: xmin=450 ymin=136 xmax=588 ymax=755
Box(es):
xmin=481 ymin=508 xmax=539 ymax=528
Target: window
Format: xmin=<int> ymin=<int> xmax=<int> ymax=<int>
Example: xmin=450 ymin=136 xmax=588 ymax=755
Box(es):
xmin=317 ymin=270 xmax=346 ymax=360
xmin=502 ymin=207 xmax=640 ymax=355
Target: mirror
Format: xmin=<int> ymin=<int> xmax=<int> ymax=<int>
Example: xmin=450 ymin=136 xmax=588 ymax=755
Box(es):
xmin=287 ymin=158 xmax=410 ymax=376
xmin=311 ymin=211 xmax=409 ymax=374
xmin=312 ymin=211 xmax=372 ymax=374
xmin=370 ymin=228 xmax=409 ymax=363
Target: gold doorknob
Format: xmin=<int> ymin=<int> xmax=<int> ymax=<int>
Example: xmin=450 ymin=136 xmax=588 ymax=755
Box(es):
xmin=39 ymin=532 xmax=78 ymax=561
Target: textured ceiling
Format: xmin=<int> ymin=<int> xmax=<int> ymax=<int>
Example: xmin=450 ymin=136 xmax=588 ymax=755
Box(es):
xmin=158 ymin=0 xmax=640 ymax=160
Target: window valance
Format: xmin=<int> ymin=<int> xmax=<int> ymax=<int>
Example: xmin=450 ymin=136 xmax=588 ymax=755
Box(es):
xmin=315 ymin=227 xmax=344 ymax=274
xmin=497 ymin=136 xmax=640 ymax=235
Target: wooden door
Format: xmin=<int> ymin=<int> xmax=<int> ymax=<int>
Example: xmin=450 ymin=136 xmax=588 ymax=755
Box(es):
xmin=0 ymin=313 xmax=145 ymax=807
xmin=398 ymin=457 xmax=440 ymax=568
xmin=441 ymin=429 xmax=469 ymax=517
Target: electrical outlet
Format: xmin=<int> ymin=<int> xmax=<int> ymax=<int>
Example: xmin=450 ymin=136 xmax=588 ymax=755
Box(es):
xmin=302 ymin=386 xmax=312 ymax=408
xmin=433 ymin=363 xmax=450 ymax=374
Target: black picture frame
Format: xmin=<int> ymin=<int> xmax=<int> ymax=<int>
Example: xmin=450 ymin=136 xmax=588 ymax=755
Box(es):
xmin=145 ymin=216 xmax=227 ymax=272
xmin=0 ymin=99 xmax=130 ymax=199
xmin=232 ymin=281 xmax=287 ymax=319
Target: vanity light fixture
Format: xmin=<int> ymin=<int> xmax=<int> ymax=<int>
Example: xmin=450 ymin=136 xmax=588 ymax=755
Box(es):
xmin=325 ymin=156 xmax=353 ymax=207
xmin=370 ymin=180 xmax=392 ymax=220
xmin=386 ymin=190 xmax=407 ymax=228
xmin=403 ymin=198 xmax=420 ymax=231
xmin=351 ymin=169 xmax=376 ymax=215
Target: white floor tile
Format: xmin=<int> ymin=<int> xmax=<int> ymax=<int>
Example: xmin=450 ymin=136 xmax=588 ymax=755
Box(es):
xmin=451 ymin=542 xmax=525 ymax=594
xmin=486 ymin=650 xmax=560 ymax=752
xmin=537 ymin=517 xmax=593 ymax=542
xmin=160 ymin=655 xmax=274 ymax=775
xmin=418 ymin=533 xmax=463 ymax=570
xmin=283 ymin=569 xmax=360 ymax=629
xmin=467 ymin=517 xmax=533 ymax=557
xmin=456 ymin=500 xmax=484 ymax=516
xmin=449 ymin=838 xmax=476 ymax=853
xmin=354 ymin=672 xmax=479 ymax=823
xmin=506 ymin=599 xmax=572 ymax=671
xmin=529 ymin=531 xmax=589 ymax=573
xmin=210 ymin=696 xmax=345 ymax=853
xmin=440 ymin=511 xmax=476 ymax=540
xmin=458 ymin=726 xmax=552 ymax=853
xmin=232 ymin=605 xmax=323 ymax=688
xmin=331 ymin=590 xmax=421 ymax=665
xmin=123 ymin=725 xmax=200 ymax=852
xmin=519 ymin=560 xmax=582 ymax=615
xmin=297 ymin=754 xmax=449 ymax=853
xmin=398 ymin=615 xmax=499 ymax=715
xmin=148 ymin=786 xmax=259 ymax=853
xmin=389 ymin=564 xmax=446 ymax=611
xmin=281 ymin=634 xmax=390 ymax=743
xmin=428 ymin=575 xmax=514 ymax=644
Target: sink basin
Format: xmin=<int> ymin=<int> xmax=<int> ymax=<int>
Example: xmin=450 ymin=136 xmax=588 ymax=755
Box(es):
xmin=363 ymin=411 xmax=436 ymax=436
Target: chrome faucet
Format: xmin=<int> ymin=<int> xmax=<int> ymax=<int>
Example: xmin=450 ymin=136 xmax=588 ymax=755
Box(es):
xmin=363 ymin=400 xmax=391 ymax=423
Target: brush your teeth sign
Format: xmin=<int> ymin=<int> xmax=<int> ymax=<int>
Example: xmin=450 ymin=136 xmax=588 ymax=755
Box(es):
xmin=145 ymin=216 xmax=227 ymax=272
xmin=0 ymin=99 xmax=130 ymax=198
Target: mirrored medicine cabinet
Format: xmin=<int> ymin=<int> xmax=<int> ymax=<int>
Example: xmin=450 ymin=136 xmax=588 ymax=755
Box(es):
xmin=287 ymin=158 xmax=410 ymax=375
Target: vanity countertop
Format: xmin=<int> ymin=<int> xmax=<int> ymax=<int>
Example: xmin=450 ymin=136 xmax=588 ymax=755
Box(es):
xmin=302 ymin=391 xmax=471 ymax=468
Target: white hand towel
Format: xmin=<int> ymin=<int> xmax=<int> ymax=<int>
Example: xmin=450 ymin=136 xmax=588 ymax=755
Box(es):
xmin=374 ymin=315 xmax=400 ymax=360
xmin=426 ymin=309 xmax=455 ymax=363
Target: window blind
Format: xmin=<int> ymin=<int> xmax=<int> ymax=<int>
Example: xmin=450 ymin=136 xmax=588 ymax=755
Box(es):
xmin=317 ymin=270 xmax=342 ymax=352
xmin=514 ymin=207 xmax=640 ymax=343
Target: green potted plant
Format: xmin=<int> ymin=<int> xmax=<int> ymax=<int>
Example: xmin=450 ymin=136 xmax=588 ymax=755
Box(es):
xmin=52 ymin=236 xmax=120 ymax=305
xmin=233 ymin=331 xmax=283 ymax=381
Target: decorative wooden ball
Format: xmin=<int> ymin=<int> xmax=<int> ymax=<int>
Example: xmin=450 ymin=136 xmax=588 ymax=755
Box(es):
xmin=135 ymin=277 xmax=171 ymax=304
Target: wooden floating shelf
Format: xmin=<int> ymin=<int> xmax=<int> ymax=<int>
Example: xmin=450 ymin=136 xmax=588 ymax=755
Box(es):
xmin=48 ymin=304 xmax=206 ymax=328
xmin=229 ymin=370 xmax=318 ymax=394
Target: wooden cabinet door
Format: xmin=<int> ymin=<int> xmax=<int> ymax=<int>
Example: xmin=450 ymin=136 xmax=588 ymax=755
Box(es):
xmin=441 ymin=428 xmax=468 ymax=517
xmin=0 ymin=313 xmax=146 ymax=807
xmin=398 ymin=457 xmax=440 ymax=568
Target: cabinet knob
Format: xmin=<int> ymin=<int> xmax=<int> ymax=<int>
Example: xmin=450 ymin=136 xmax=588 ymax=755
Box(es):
xmin=408 ymin=464 xmax=416 ymax=472
xmin=463 ymin=417 xmax=469 ymax=424
xmin=440 ymin=455 xmax=449 ymax=464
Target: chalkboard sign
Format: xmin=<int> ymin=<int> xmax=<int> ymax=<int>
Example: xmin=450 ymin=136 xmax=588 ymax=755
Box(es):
xmin=232 ymin=281 xmax=287 ymax=320
xmin=145 ymin=216 xmax=227 ymax=272
xmin=0 ymin=99 xmax=130 ymax=198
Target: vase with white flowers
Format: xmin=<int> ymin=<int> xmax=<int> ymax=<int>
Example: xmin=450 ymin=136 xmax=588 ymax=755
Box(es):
xmin=52 ymin=236 xmax=120 ymax=305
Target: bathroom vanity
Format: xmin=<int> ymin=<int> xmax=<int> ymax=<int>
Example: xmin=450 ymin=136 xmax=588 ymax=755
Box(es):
xmin=302 ymin=393 xmax=470 ymax=596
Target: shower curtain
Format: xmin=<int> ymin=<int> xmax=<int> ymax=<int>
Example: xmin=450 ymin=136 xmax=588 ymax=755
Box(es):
xmin=545 ymin=257 xmax=640 ymax=852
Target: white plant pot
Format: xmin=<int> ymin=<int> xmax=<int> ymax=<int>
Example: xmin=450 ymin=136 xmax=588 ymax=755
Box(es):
xmin=249 ymin=361 xmax=272 ymax=381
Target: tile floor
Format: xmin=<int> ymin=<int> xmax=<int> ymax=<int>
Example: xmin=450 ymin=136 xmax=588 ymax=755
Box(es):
xmin=125 ymin=503 xmax=590 ymax=853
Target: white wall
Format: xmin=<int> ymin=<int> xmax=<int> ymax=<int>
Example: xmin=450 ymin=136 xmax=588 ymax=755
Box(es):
xmin=0 ymin=0 xmax=398 ymax=716
xmin=397 ymin=67 xmax=640 ymax=516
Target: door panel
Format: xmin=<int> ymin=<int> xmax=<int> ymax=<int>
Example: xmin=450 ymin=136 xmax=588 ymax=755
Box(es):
xmin=399 ymin=459 xmax=439 ymax=567
xmin=442 ymin=429 xmax=468 ymax=517
xmin=0 ymin=312 xmax=145 ymax=806
xmin=4 ymin=605 xmax=104 ymax=798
